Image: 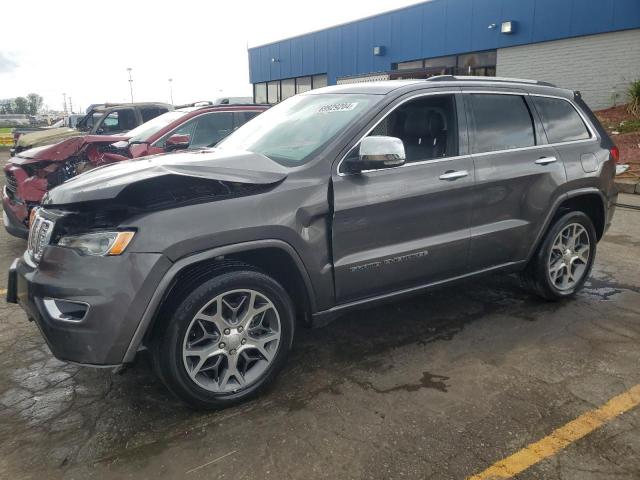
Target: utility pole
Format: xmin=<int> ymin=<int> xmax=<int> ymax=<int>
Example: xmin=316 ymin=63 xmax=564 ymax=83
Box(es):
xmin=127 ymin=67 xmax=134 ymax=103
xmin=168 ymin=78 xmax=174 ymax=104
xmin=69 ymin=97 xmax=73 ymax=114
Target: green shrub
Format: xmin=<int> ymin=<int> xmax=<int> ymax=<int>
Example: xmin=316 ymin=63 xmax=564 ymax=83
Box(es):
xmin=629 ymin=80 xmax=640 ymax=118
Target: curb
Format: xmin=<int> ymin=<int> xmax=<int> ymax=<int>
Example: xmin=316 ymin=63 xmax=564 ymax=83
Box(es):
xmin=615 ymin=180 xmax=640 ymax=195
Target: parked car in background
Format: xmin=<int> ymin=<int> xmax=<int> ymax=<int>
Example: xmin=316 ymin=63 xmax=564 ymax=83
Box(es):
xmin=10 ymin=114 xmax=86 ymax=156
xmin=2 ymin=104 xmax=267 ymax=237
xmin=12 ymin=102 xmax=173 ymax=155
xmin=7 ymin=77 xmax=619 ymax=409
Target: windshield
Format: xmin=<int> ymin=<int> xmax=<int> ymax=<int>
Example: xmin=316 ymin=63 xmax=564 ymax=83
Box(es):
xmin=126 ymin=110 xmax=190 ymax=142
xmin=217 ymin=93 xmax=381 ymax=166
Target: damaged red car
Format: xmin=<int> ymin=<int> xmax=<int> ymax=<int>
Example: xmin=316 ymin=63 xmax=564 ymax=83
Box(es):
xmin=3 ymin=104 xmax=268 ymax=238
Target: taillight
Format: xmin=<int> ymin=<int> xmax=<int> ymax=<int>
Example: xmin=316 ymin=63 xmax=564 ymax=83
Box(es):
xmin=610 ymin=146 xmax=620 ymax=164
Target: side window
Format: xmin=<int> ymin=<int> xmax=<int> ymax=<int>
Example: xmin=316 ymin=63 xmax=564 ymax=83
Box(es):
xmin=468 ymin=94 xmax=535 ymax=153
xmin=157 ymin=118 xmax=197 ymax=148
xmin=532 ymin=97 xmax=591 ymax=143
xmin=98 ymin=109 xmax=137 ymax=133
xmin=141 ymin=107 xmax=167 ymax=123
xmin=102 ymin=112 xmax=119 ymax=130
xmin=348 ymin=94 xmax=458 ymax=166
xmin=234 ymin=111 xmax=260 ymax=129
xmin=190 ymin=112 xmax=234 ymax=148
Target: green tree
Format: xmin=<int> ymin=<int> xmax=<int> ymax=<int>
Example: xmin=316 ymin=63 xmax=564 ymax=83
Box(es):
xmin=13 ymin=97 xmax=29 ymax=114
xmin=27 ymin=93 xmax=43 ymax=115
xmin=0 ymin=101 xmax=13 ymax=114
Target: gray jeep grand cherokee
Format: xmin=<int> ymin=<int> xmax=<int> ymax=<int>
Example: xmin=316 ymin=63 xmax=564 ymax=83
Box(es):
xmin=7 ymin=77 xmax=619 ymax=409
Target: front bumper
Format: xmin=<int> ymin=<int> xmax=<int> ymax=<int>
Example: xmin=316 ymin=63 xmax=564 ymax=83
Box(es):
xmin=7 ymin=247 xmax=172 ymax=366
xmin=2 ymin=188 xmax=29 ymax=238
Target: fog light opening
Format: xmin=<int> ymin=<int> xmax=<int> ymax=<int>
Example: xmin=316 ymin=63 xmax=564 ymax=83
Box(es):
xmin=43 ymin=298 xmax=89 ymax=322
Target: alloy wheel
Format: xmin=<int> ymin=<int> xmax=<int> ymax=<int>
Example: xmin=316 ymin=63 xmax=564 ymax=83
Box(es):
xmin=182 ymin=289 xmax=281 ymax=393
xmin=547 ymin=223 xmax=591 ymax=291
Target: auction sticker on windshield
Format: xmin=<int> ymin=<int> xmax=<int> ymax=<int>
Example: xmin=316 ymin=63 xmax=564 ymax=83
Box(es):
xmin=318 ymin=103 xmax=358 ymax=113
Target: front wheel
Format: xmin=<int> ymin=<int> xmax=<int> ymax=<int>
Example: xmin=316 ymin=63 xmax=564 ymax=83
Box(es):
xmin=522 ymin=211 xmax=597 ymax=301
xmin=153 ymin=269 xmax=295 ymax=409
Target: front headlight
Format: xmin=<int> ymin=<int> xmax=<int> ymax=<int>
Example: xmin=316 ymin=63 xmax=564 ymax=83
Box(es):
xmin=57 ymin=231 xmax=135 ymax=256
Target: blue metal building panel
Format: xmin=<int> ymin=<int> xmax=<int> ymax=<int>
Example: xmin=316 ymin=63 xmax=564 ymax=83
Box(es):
xmin=248 ymin=0 xmax=640 ymax=84
xmin=420 ymin=0 xmax=447 ymax=58
xmin=614 ymin=0 xmax=640 ymax=30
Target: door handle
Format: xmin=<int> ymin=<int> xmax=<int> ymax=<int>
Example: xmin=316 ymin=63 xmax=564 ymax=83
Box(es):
xmin=535 ymin=156 xmax=557 ymax=165
xmin=439 ymin=170 xmax=469 ymax=181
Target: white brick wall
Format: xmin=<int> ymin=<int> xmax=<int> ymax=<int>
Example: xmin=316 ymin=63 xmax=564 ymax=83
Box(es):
xmin=497 ymin=29 xmax=640 ymax=110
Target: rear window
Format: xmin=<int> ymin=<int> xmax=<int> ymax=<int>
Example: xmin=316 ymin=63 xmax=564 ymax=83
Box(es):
xmin=532 ymin=96 xmax=591 ymax=144
xmin=468 ymin=94 xmax=535 ymax=154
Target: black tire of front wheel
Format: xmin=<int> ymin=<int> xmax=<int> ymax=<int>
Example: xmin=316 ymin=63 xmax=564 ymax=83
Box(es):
xmin=152 ymin=269 xmax=295 ymax=410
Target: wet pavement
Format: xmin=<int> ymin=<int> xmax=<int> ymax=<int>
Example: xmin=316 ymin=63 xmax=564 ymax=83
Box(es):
xmin=0 ymin=150 xmax=639 ymax=479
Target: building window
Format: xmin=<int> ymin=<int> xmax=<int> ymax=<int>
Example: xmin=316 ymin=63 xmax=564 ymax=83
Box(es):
xmin=281 ymin=78 xmax=296 ymax=100
xmin=397 ymin=60 xmax=424 ymax=70
xmin=267 ymin=81 xmax=280 ymax=104
xmin=296 ymin=76 xmax=312 ymax=94
xmin=254 ymin=83 xmax=267 ymax=104
xmin=391 ymin=50 xmax=496 ymax=80
xmin=253 ymin=74 xmax=328 ymax=103
xmin=312 ymin=74 xmax=327 ymax=89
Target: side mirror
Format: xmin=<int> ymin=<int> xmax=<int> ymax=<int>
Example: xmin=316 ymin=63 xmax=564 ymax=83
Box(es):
xmin=165 ymin=134 xmax=191 ymax=152
xmin=345 ymin=136 xmax=406 ymax=173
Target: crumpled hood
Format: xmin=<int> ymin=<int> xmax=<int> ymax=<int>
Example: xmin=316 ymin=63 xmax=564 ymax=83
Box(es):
xmin=16 ymin=127 xmax=77 ymax=147
xmin=17 ymin=134 xmax=129 ymax=162
xmin=43 ymin=149 xmax=288 ymax=205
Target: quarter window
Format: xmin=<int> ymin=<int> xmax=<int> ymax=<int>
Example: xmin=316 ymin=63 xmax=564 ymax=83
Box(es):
xmin=468 ymin=94 xmax=535 ymax=153
xmin=532 ymin=97 xmax=591 ymax=143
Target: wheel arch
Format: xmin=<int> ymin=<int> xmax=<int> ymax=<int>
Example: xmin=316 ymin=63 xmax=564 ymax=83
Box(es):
xmin=526 ymin=188 xmax=607 ymax=263
xmin=122 ymin=239 xmax=315 ymax=363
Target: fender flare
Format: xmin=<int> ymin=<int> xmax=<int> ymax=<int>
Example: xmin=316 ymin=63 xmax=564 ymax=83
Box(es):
xmin=524 ymin=187 xmax=607 ymax=263
xmin=122 ymin=239 xmax=315 ymax=363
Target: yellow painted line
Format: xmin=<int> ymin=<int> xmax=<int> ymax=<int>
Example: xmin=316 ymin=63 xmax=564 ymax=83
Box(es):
xmin=468 ymin=384 xmax=640 ymax=480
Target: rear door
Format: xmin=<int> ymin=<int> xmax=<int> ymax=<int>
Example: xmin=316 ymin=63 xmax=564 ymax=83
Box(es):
xmin=463 ymin=89 xmax=566 ymax=270
xmin=331 ymin=90 xmax=475 ymax=303
xmin=529 ymin=95 xmax=601 ymax=183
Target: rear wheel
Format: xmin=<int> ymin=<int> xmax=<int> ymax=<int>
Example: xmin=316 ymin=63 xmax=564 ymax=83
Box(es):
xmin=522 ymin=211 xmax=596 ymax=301
xmin=153 ymin=269 xmax=295 ymax=409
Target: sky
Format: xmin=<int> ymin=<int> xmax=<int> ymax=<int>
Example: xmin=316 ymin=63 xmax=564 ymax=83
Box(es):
xmin=1 ymin=0 xmax=422 ymax=113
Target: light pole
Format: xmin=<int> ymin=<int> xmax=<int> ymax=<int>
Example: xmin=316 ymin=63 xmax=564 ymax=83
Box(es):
xmin=127 ymin=67 xmax=134 ymax=102
xmin=168 ymin=78 xmax=174 ymax=104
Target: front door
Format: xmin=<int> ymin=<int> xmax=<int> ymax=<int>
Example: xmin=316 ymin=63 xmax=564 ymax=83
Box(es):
xmin=331 ymin=92 xmax=475 ymax=303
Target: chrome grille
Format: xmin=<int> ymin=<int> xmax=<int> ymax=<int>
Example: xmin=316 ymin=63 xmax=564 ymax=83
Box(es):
xmin=5 ymin=171 xmax=17 ymax=193
xmin=27 ymin=210 xmax=54 ymax=263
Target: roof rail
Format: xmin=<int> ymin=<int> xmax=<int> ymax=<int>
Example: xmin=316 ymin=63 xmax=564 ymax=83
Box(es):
xmin=176 ymin=103 xmax=269 ymax=111
xmin=426 ymin=75 xmax=556 ymax=87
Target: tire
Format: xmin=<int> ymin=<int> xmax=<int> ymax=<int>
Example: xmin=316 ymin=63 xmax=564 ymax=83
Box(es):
xmin=522 ymin=211 xmax=597 ymax=301
xmin=152 ymin=269 xmax=295 ymax=409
